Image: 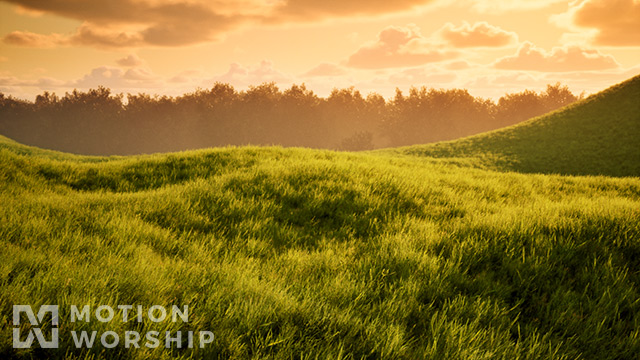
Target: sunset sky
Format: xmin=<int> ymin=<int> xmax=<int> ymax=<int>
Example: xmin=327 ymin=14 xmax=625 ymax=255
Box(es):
xmin=1 ymin=0 xmax=639 ymax=100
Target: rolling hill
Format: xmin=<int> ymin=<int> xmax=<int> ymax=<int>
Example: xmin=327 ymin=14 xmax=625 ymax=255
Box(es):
xmin=1 ymin=76 xmax=639 ymax=359
xmin=390 ymin=74 xmax=640 ymax=177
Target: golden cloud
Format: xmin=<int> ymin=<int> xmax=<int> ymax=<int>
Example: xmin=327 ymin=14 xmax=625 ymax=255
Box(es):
xmin=462 ymin=0 xmax=565 ymax=13
xmin=347 ymin=25 xmax=458 ymax=69
xmin=1 ymin=0 xmax=245 ymax=48
xmin=438 ymin=22 xmax=518 ymax=48
xmin=494 ymin=42 xmax=619 ymax=72
xmin=272 ymin=0 xmax=435 ymax=19
xmin=116 ymin=54 xmax=145 ymax=67
xmin=569 ymin=0 xmax=640 ymax=46
xmin=1 ymin=0 xmax=437 ymax=48
xmin=4 ymin=31 xmax=67 ymax=47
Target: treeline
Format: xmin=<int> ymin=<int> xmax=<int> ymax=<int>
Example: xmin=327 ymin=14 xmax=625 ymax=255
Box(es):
xmin=0 ymin=83 xmax=580 ymax=155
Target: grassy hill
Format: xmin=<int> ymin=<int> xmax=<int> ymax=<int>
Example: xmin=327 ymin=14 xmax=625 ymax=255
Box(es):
xmin=1 ymin=77 xmax=639 ymax=359
xmin=389 ymin=74 xmax=640 ymax=177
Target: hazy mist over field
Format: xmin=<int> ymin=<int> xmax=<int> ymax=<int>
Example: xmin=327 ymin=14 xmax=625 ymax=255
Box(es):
xmin=1 ymin=82 xmax=581 ymax=155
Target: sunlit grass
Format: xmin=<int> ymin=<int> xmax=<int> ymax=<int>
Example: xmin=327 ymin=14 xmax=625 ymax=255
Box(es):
xmin=388 ymin=74 xmax=640 ymax=177
xmin=1 ymin=75 xmax=639 ymax=359
xmin=1 ymin=137 xmax=639 ymax=359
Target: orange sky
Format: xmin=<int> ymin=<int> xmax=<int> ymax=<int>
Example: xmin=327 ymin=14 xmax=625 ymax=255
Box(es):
xmin=1 ymin=0 xmax=639 ymax=100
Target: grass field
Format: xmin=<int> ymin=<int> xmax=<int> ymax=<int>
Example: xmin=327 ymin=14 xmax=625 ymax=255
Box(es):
xmin=390 ymin=74 xmax=640 ymax=177
xmin=1 ymin=75 xmax=639 ymax=359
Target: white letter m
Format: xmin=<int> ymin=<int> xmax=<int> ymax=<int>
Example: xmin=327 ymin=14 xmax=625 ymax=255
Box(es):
xmin=13 ymin=305 xmax=59 ymax=348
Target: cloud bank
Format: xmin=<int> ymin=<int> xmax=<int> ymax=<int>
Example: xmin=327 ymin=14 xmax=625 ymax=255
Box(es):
xmin=438 ymin=22 xmax=518 ymax=48
xmin=1 ymin=0 xmax=438 ymax=48
xmin=347 ymin=25 xmax=458 ymax=69
xmin=494 ymin=42 xmax=619 ymax=72
xmin=565 ymin=0 xmax=640 ymax=46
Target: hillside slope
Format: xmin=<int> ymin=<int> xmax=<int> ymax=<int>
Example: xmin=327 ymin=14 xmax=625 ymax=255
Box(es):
xmin=2 ymin=131 xmax=640 ymax=359
xmin=391 ymin=74 xmax=640 ymax=177
xmin=1 ymin=76 xmax=639 ymax=359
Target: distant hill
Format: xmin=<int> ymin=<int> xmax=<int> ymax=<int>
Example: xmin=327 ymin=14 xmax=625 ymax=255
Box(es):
xmin=392 ymin=74 xmax=640 ymax=177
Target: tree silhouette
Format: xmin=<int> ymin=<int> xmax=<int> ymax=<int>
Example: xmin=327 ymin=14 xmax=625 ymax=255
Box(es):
xmin=0 ymin=83 xmax=581 ymax=155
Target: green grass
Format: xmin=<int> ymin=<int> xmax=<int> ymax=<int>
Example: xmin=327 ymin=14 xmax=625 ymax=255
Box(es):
xmin=1 ymin=76 xmax=639 ymax=359
xmin=388 ymin=74 xmax=640 ymax=177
